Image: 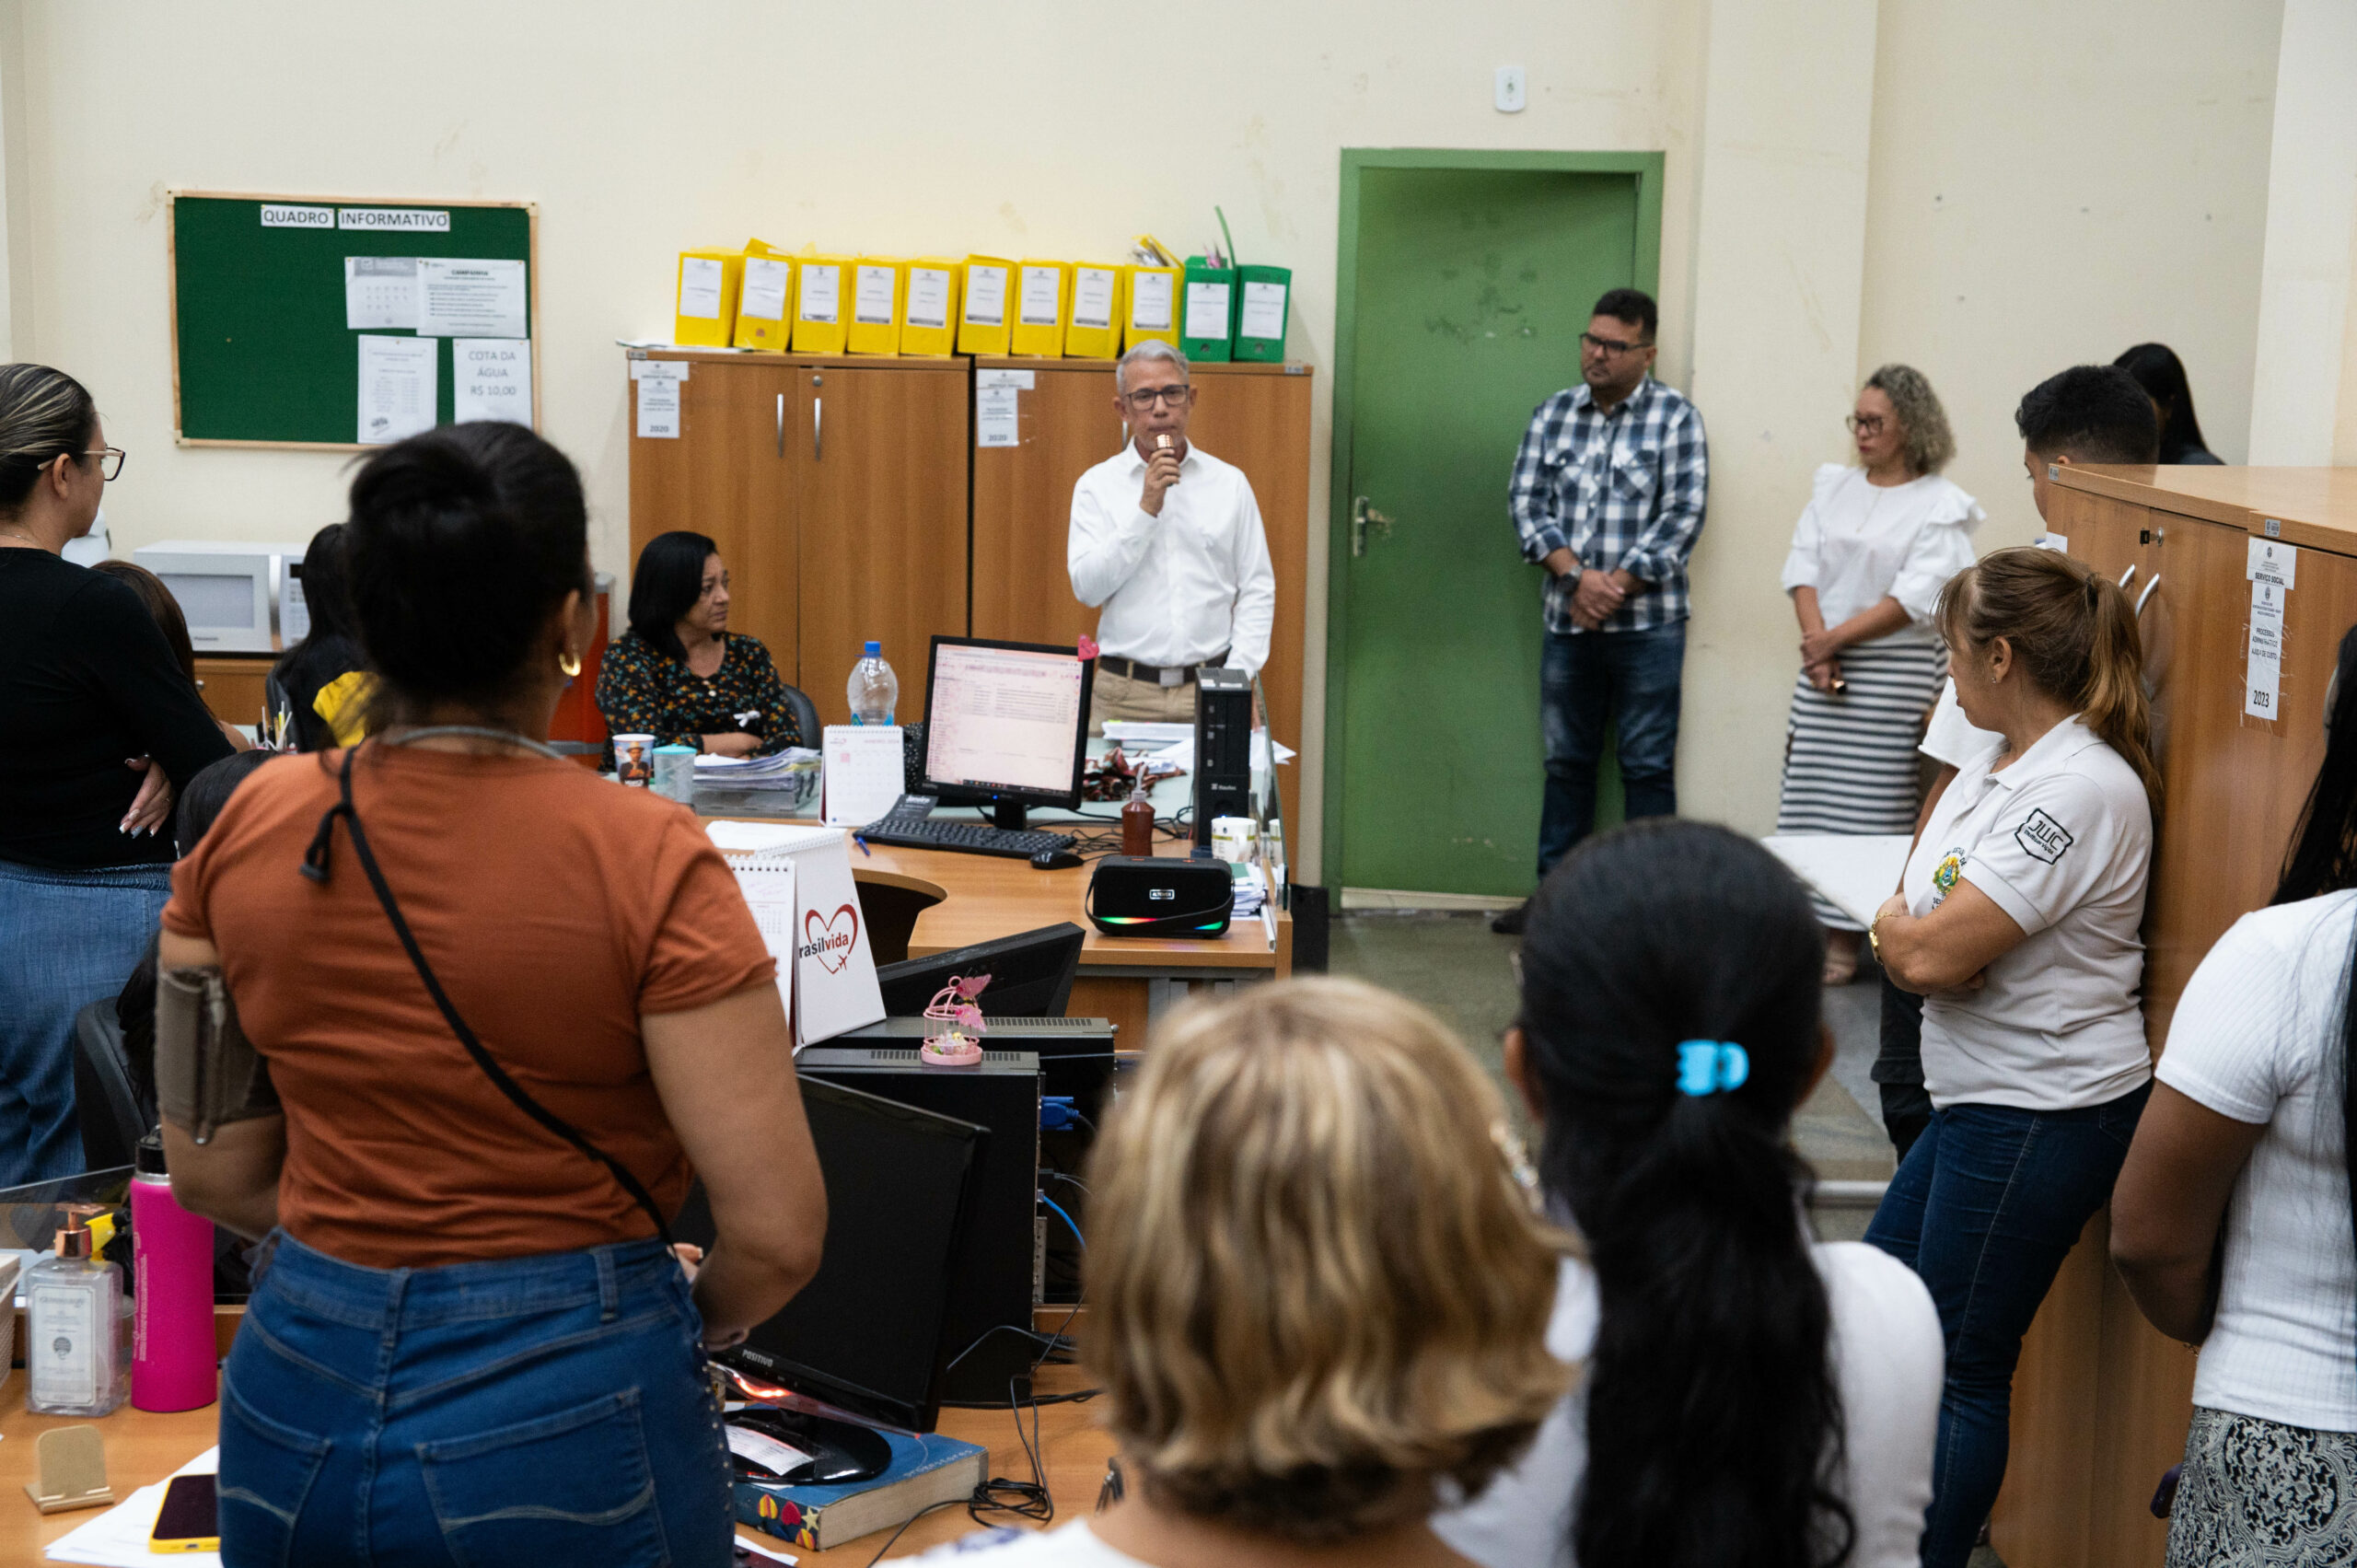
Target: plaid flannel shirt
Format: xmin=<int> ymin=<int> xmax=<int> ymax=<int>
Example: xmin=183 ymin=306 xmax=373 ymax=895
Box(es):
xmin=1509 ymin=377 xmax=1710 ymax=634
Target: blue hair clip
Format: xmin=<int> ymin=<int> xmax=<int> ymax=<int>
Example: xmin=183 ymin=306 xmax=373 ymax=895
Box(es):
xmin=1676 ymin=1040 xmax=1750 ymax=1097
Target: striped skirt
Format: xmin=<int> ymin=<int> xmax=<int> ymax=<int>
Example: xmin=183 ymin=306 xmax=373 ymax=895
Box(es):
xmin=1775 ymin=638 xmax=1946 ymax=931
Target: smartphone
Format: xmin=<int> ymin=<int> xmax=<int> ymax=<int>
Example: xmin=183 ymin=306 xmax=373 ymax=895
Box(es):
xmin=150 ymin=1472 xmax=219 ymax=1553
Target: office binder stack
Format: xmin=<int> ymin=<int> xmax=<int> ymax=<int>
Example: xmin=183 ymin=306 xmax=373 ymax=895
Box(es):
xmin=1181 ymin=254 xmax=1237 ymax=362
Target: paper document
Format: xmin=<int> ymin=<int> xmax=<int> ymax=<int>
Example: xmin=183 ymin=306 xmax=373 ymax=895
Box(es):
xmin=416 ymin=258 xmax=528 ymax=337
xmin=976 ymin=384 xmax=1019 ymax=448
xmin=707 ymin=820 xmax=842 ymax=855
xmin=1073 ymin=266 xmax=1116 ymax=330
xmin=2247 ymin=579 xmax=2286 ymax=720
xmin=453 ymin=338 xmax=531 ymax=425
xmin=965 ymin=263 xmax=1008 ymax=326
xmin=43 ymin=1446 xmax=218 ymax=1567
xmin=821 ymin=726 xmax=905 ymax=827
xmin=636 ymin=362 xmax=685 ymax=439
xmin=1019 ymin=265 xmax=1062 ymax=326
xmin=343 ymin=256 xmax=418 ymax=330
xmin=356 ymin=334 xmax=436 ymax=445
xmin=854 ymin=264 xmax=897 ymax=325
xmin=1239 ymin=280 xmax=1286 ymax=340
xmin=1760 ymin=833 xmax=1913 ymax=929
xmin=740 ymin=257 xmax=790 ymax=321
xmin=907 ymin=266 xmax=952 ymax=329
xmin=1131 ymin=271 xmax=1173 ymax=331
xmin=2247 ymin=537 xmax=2297 ymax=590
xmin=975 ymin=368 xmax=1033 ymax=390
xmin=798 ymin=264 xmax=840 ymax=324
xmin=678 ymin=256 xmax=725 ymax=319
xmin=730 ymin=859 xmax=798 ymax=1017
xmin=1185 ymin=281 xmax=1231 ymax=340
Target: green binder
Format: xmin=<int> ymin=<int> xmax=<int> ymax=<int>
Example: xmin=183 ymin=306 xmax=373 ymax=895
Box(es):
xmin=1232 ymin=263 xmax=1291 ymax=362
xmin=1180 ymin=256 xmax=1236 ymax=362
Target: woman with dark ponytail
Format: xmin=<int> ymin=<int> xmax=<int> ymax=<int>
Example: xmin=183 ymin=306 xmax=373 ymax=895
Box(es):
xmin=1864 ymin=544 xmax=2158 ymax=1567
xmin=1439 ymin=819 xmax=1942 ymax=1568
xmin=2111 ymin=623 xmax=2357 ymax=1564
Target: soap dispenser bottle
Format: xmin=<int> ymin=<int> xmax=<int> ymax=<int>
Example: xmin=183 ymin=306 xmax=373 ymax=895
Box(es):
xmin=25 ymin=1214 xmax=126 ymax=1416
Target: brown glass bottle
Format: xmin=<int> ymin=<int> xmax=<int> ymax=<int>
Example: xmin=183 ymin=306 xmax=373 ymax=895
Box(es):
xmin=1120 ymin=785 xmax=1155 ymax=857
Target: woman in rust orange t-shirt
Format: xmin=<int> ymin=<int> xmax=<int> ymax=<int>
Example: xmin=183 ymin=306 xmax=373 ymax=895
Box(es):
xmin=159 ymin=423 xmax=825 ymax=1568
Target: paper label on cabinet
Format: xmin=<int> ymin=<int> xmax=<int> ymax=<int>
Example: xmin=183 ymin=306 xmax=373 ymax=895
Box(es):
xmin=907 ymin=267 xmax=952 ymax=329
xmin=453 ymin=338 xmax=531 ymax=425
xmin=629 ymin=360 xmax=688 ymax=380
xmin=1019 ymin=266 xmax=1062 ymax=327
xmin=975 ymin=369 xmax=1033 ymax=390
xmin=2247 ymin=579 xmax=2286 ymax=720
xmin=1185 ymin=280 xmax=1231 ymax=340
xmin=1073 ymin=267 xmax=1116 ymax=330
xmin=678 ymin=257 xmax=725 ymax=319
xmin=965 ymin=264 xmax=1009 ymax=326
xmin=1130 ymin=271 xmax=1173 ymax=331
xmin=740 ymin=258 xmax=790 ymax=320
xmin=2248 ymin=537 xmax=2298 ymax=590
xmin=1239 ymin=280 xmax=1286 ymax=341
xmin=798 ymin=264 xmax=841 ymax=324
xmin=977 ymin=384 xmax=1019 ymax=447
xmin=637 ymin=373 xmax=682 ymax=439
xmin=854 ymin=264 xmax=897 ymax=325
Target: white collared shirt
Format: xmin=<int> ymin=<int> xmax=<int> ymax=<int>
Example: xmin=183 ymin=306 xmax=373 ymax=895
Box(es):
xmin=1903 ymin=714 xmax=2154 ymax=1110
xmin=1066 ymin=440 xmax=1275 ymax=674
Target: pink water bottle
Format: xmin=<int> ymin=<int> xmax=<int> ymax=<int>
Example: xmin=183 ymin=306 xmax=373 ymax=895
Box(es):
xmin=131 ymin=1133 xmax=218 ymax=1411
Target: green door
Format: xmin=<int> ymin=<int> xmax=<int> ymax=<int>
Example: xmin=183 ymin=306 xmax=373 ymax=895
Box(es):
xmin=1330 ymin=157 xmax=1660 ymax=896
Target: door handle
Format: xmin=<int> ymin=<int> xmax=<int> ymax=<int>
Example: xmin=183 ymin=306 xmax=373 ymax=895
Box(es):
xmin=1350 ymin=495 xmax=1394 ymax=558
xmin=812 ymin=375 xmax=823 ymax=460
xmin=775 ymin=393 xmax=784 ymax=459
xmin=2117 ymin=564 xmax=2136 ymax=588
xmin=2136 ymin=575 xmax=2161 ymax=616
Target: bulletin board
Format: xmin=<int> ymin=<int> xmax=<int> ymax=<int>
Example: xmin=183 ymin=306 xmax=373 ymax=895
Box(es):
xmin=169 ymin=191 xmax=540 ymax=448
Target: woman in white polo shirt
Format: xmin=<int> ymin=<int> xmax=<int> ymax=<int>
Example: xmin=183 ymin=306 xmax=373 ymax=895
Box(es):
xmin=2109 ymin=628 xmax=2357 ymax=1566
xmin=1864 ymin=545 xmax=2158 ymax=1568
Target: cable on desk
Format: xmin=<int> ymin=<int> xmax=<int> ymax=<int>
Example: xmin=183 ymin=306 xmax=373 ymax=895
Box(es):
xmin=860 ymin=1496 xmax=969 ymax=1565
xmin=966 ymin=1374 xmax=1057 ymax=1530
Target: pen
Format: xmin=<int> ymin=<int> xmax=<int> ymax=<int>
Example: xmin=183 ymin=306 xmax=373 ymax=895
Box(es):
xmin=853 ymin=834 xmax=872 ymax=857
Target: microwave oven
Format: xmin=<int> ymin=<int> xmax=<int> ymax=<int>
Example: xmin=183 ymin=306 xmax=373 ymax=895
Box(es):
xmin=131 ymin=540 xmax=313 ymax=654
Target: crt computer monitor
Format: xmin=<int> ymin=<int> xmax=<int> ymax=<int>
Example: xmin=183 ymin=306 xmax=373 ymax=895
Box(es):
xmin=874 ymin=922 xmax=1085 ymax=1020
xmin=919 ymin=636 xmax=1094 ymax=830
xmin=673 ymin=1074 xmax=985 ymax=1433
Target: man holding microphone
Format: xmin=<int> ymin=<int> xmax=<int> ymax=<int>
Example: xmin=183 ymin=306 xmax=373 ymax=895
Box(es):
xmin=1067 ymin=342 xmax=1277 ymax=735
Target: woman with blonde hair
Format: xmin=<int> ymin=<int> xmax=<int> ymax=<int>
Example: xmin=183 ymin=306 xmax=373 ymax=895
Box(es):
xmin=1778 ymin=363 xmax=1983 ymax=984
xmin=1865 ymin=545 xmax=2159 ymax=1568
xmin=922 ymin=978 xmax=1568 ymax=1567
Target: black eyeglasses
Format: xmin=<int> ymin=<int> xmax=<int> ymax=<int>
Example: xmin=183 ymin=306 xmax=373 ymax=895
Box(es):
xmin=77 ymin=447 xmax=125 ymax=482
xmin=1579 ymin=332 xmax=1652 ymax=357
xmin=1845 ymin=414 xmax=1887 ymax=436
xmin=1122 ymin=385 xmax=1190 ymax=409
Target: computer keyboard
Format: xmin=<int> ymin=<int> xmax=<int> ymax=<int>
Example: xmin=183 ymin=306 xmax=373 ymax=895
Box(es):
xmin=858 ymin=814 xmax=1077 ymax=861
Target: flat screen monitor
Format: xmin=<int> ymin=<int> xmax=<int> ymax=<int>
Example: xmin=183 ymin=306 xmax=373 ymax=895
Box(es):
xmin=920 ymin=636 xmax=1093 ymax=830
xmin=875 ymin=923 xmax=1085 ymax=1021
xmin=676 ymin=1075 xmax=985 ymax=1433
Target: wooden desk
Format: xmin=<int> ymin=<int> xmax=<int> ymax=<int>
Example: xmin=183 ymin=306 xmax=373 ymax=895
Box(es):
xmin=0 ymin=1347 xmax=1114 ymax=1562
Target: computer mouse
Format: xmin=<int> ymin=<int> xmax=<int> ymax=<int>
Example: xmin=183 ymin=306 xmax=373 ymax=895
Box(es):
xmin=1030 ymin=848 xmax=1085 ymax=871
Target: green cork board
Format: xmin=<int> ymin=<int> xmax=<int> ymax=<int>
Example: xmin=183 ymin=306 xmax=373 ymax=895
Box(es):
xmin=170 ymin=192 xmax=539 ymax=447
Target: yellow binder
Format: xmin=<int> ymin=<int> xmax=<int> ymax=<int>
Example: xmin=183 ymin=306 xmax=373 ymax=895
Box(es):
xmin=1010 ymin=260 xmax=1070 ymax=357
xmin=792 ymin=255 xmax=851 ymax=354
xmin=673 ymin=249 xmax=743 ymax=349
xmin=733 ymin=241 xmax=795 ymax=352
xmin=1123 ymin=264 xmax=1181 ymax=351
xmin=1065 ymin=262 xmax=1125 ymax=359
xmin=847 ymin=257 xmax=907 ymax=355
xmin=900 ymin=258 xmax=964 ymax=357
xmin=958 ymin=255 xmax=1015 ymax=355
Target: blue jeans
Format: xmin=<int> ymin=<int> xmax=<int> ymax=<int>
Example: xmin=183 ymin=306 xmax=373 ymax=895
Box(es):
xmin=0 ymin=857 xmax=173 ymax=1185
xmin=219 ymin=1231 xmax=731 ymax=1568
xmin=1864 ymin=1083 xmax=2151 ymax=1568
xmin=1538 ymin=621 xmax=1685 ymax=875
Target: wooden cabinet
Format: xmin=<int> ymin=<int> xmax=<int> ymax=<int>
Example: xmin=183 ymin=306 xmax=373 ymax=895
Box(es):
xmin=192 ymin=654 xmax=273 ymax=728
xmin=1993 ymin=467 xmax=2357 ymax=1568
xmin=970 ymin=358 xmax=1314 ymax=824
xmin=625 ymin=351 xmax=970 ymax=727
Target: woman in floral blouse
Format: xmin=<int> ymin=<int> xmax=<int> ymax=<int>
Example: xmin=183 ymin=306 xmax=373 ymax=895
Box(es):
xmin=596 ymin=530 xmax=802 ymax=765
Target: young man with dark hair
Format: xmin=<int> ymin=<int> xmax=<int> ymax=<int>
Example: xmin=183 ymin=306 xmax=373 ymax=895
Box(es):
xmin=1874 ymin=362 xmax=2162 ymax=1157
xmin=1495 ymin=286 xmax=1709 ymax=935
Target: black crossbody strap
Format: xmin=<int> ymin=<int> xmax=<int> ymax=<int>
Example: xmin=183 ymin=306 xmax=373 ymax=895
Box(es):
xmin=321 ymin=745 xmax=676 ymax=1252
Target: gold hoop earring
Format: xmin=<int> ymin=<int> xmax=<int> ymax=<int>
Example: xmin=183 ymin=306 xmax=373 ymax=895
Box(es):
xmin=559 ymin=650 xmax=582 ymax=679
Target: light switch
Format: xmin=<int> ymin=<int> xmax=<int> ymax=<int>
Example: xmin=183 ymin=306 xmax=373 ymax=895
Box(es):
xmin=1495 ymin=65 xmax=1527 ymax=113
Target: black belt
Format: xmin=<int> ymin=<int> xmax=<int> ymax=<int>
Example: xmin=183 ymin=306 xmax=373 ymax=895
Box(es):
xmin=1097 ymin=652 xmax=1228 ymax=688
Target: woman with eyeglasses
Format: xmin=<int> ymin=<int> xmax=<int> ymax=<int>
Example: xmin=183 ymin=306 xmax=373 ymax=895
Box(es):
xmin=1776 ymin=364 xmax=1983 ymax=985
xmin=0 ymin=363 xmax=232 ymax=1185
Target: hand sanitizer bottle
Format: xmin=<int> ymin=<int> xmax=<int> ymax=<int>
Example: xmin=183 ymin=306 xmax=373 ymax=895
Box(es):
xmin=26 ymin=1214 xmax=127 ymax=1416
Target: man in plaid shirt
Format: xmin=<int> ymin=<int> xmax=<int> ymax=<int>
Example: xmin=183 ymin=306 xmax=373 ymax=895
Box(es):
xmin=1493 ymin=288 xmax=1709 ymax=935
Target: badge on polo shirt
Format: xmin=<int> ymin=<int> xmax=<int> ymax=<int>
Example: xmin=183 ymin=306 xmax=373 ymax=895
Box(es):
xmin=2016 ymin=809 xmax=2075 ymax=865
xmin=1931 ymin=850 xmax=1965 ymax=908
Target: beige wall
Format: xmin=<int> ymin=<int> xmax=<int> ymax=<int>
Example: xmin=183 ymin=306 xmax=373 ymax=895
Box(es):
xmin=0 ymin=0 xmax=2296 ymax=878
xmin=2248 ymin=0 xmax=2357 ymax=465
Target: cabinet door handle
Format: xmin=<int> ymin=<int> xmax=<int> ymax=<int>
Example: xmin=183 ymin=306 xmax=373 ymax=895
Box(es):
xmin=775 ymin=393 xmax=784 ymax=459
xmin=2136 ymin=575 xmax=2161 ymax=616
xmin=2117 ymin=564 xmax=2137 ymax=588
xmin=813 ymin=396 xmax=823 ymax=460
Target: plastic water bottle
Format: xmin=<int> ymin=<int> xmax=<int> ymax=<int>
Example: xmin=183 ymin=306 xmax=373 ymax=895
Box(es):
xmin=847 ymin=642 xmax=898 ymax=726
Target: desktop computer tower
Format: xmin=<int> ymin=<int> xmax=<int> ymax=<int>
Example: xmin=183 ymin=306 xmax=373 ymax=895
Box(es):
xmin=1194 ymin=667 xmax=1254 ymax=847
xmin=796 ymin=1048 xmax=1043 ymax=1403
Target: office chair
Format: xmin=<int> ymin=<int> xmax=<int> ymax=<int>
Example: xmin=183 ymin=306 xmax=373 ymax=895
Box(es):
xmin=73 ymin=998 xmax=147 ymax=1172
xmin=779 ymin=682 xmax=820 ymax=753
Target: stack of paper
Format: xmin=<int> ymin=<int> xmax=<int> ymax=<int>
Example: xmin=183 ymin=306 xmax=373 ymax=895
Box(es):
xmin=46 ymin=1448 xmax=219 ymax=1566
xmin=695 ymin=748 xmax=822 ymax=795
xmin=1232 ymin=863 xmax=1267 ymax=917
